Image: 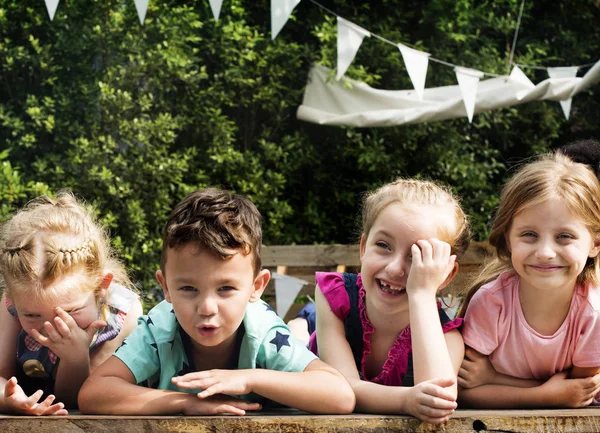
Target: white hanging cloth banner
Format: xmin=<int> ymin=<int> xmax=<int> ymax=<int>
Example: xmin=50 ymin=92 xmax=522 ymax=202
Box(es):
xmin=454 ymin=66 xmax=484 ymax=123
xmin=134 ymin=0 xmax=149 ymax=25
xmin=296 ymin=60 xmax=600 ymax=127
xmin=336 ymin=17 xmax=370 ymax=81
xmin=272 ymin=273 xmax=308 ymax=318
xmin=44 ymin=0 xmax=60 ymax=21
xmin=397 ymin=44 xmax=430 ymax=101
xmin=547 ymin=66 xmax=579 ymax=120
xmin=271 ymin=0 xmax=301 ymax=40
xmin=208 ymin=0 xmax=223 ymax=22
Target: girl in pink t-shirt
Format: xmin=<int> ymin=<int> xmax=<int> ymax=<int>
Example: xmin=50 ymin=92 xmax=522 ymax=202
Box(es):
xmin=303 ymin=178 xmax=471 ymax=424
xmin=459 ymin=145 xmax=600 ymax=409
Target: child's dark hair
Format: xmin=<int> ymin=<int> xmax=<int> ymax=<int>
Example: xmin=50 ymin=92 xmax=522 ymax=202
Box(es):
xmin=160 ymin=188 xmax=263 ymax=275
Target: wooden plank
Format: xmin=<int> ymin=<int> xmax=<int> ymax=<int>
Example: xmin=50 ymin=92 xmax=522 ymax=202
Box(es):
xmin=2 ymin=409 xmax=600 ymax=432
xmin=262 ymin=242 xmax=494 ymax=268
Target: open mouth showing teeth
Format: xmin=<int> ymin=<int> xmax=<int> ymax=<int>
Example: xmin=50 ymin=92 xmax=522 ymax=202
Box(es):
xmin=377 ymin=279 xmax=406 ymax=295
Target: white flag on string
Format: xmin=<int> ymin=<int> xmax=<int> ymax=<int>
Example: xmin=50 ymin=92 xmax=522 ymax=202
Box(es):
xmin=134 ymin=0 xmax=149 ymax=25
xmin=397 ymin=44 xmax=430 ymax=101
xmin=547 ymin=66 xmax=579 ymax=120
xmin=271 ymin=0 xmax=301 ymax=40
xmin=455 ymin=66 xmax=484 ymax=122
xmin=44 ymin=0 xmax=60 ymax=21
xmin=336 ymin=17 xmax=370 ymax=81
xmin=510 ymin=65 xmax=535 ymax=100
xmin=208 ymin=0 xmax=223 ymax=22
xmin=272 ymin=273 xmax=308 ymax=318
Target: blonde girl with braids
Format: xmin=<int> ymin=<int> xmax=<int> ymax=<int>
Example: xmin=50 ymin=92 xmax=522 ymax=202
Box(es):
xmin=459 ymin=150 xmax=600 ymax=408
xmin=298 ymin=178 xmax=470 ymax=424
xmin=0 ymin=192 xmax=142 ymax=415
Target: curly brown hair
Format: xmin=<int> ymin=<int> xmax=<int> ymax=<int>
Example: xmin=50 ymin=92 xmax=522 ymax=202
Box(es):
xmin=160 ymin=188 xmax=263 ymax=275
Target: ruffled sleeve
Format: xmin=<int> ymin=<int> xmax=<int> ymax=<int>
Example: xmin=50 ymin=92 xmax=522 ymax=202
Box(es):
xmin=315 ymin=272 xmax=351 ymax=321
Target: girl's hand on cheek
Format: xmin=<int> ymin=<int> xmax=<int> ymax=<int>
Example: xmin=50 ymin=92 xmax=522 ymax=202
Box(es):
xmin=406 ymin=239 xmax=456 ymax=297
xmin=29 ymin=307 xmax=106 ymax=363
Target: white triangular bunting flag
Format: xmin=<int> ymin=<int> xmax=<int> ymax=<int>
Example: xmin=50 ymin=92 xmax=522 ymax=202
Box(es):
xmin=271 ymin=0 xmax=301 ymax=40
xmin=510 ymin=65 xmax=535 ymax=100
xmin=455 ymin=66 xmax=484 ymax=123
xmin=208 ymin=0 xmax=223 ymax=22
xmin=397 ymin=44 xmax=430 ymax=100
xmin=336 ymin=17 xmax=370 ymax=81
xmin=134 ymin=0 xmax=149 ymax=25
xmin=44 ymin=0 xmax=60 ymax=21
xmin=273 ymin=273 xmax=308 ymax=318
xmin=547 ymin=66 xmax=579 ymax=120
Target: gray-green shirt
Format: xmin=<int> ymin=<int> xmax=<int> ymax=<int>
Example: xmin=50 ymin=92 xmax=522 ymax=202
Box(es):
xmin=114 ymin=299 xmax=317 ymax=402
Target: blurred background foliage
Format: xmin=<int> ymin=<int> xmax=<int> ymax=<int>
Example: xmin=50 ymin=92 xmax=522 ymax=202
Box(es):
xmin=0 ymin=0 xmax=598 ymax=306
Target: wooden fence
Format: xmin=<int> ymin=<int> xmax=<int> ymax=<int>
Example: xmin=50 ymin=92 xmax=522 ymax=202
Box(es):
xmin=262 ymin=242 xmax=495 ymax=321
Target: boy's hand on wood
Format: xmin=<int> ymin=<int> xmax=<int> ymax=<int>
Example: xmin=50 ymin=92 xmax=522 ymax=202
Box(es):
xmin=458 ymin=347 xmax=497 ymax=389
xmin=181 ymin=393 xmax=261 ymax=416
xmin=29 ymin=307 xmax=105 ymax=363
xmin=172 ymin=369 xmax=252 ymax=398
xmin=406 ymin=239 xmax=456 ymax=297
xmin=3 ymin=377 xmax=68 ymax=416
xmin=405 ymin=377 xmax=457 ymax=424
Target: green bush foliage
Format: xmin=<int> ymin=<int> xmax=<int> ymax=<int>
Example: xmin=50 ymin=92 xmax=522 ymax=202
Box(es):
xmin=0 ymin=0 xmax=598 ymax=304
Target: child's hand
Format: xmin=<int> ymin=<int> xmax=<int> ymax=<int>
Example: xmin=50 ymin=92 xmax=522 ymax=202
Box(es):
xmin=405 ymin=377 xmax=457 ymax=424
xmin=406 ymin=239 xmax=456 ymax=297
xmin=541 ymin=371 xmax=600 ymax=408
xmin=458 ymin=347 xmax=497 ymax=389
xmin=29 ymin=307 xmax=106 ymax=363
xmin=3 ymin=377 xmax=68 ymax=416
xmin=182 ymin=393 xmax=261 ymax=416
xmin=172 ymin=369 xmax=252 ymax=398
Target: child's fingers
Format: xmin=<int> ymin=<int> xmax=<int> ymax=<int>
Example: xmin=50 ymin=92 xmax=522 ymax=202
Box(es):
xmin=30 ymin=328 xmax=50 ymax=346
xmin=4 ymin=377 xmax=18 ymax=396
xmin=214 ymin=404 xmax=245 ymax=416
xmin=53 ymin=316 xmax=71 ymax=337
xmin=198 ymin=383 xmax=226 ymax=399
xmin=54 ymin=307 xmax=76 ymax=329
xmin=43 ymin=321 xmax=62 ymax=342
xmin=85 ymin=320 xmax=107 ymax=340
xmin=427 ymin=376 xmax=456 ymax=389
xmin=416 ymin=239 xmax=433 ymax=262
xmin=25 ymin=389 xmax=44 ymax=407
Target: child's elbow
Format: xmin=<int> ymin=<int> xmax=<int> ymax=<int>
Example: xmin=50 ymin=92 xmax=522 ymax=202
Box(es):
xmin=77 ymin=378 xmax=97 ymax=414
xmin=331 ymin=383 xmax=356 ymax=414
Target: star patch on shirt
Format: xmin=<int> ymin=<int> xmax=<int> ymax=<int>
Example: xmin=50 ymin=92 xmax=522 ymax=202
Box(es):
xmin=269 ymin=331 xmax=290 ymax=353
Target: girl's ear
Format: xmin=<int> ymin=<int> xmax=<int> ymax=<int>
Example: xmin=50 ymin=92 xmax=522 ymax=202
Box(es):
xmin=359 ymin=234 xmax=367 ymax=261
xmin=249 ymin=269 xmax=270 ymax=303
xmin=97 ymin=272 xmax=113 ymax=298
xmin=156 ymin=270 xmax=172 ymax=303
xmin=589 ymin=237 xmax=600 ymax=258
xmin=439 ymin=262 xmax=459 ymax=290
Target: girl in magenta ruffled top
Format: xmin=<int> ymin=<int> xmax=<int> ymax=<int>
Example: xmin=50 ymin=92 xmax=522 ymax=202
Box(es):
xmin=293 ymin=178 xmax=470 ymax=423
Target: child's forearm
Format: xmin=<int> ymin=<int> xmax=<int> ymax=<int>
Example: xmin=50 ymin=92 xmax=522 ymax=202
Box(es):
xmin=349 ymin=377 xmax=411 ymax=414
xmin=489 ymin=372 xmax=543 ymax=388
xmin=459 ymin=383 xmax=549 ymax=409
xmin=248 ymin=366 xmax=355 ymax=414
xmin=78 ymin=375 xmax=192 ymax=415
xmin=53 ymin=356 xmax=92 ymax=408
xmin=409 ymin=294 xmax=455 ymax=385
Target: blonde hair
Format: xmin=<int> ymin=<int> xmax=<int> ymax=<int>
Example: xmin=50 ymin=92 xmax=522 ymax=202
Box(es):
xmin=0 ymin=192 xmax=131 ymax=307
xmin=361 ymin=178 xmax=471 ymax=259
xmin=458 ymin=152 xmax=600 ymax=318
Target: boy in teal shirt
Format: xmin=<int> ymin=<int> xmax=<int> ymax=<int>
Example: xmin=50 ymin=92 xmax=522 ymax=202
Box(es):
xmin=79 ymin=188 xmax=355 ymax=415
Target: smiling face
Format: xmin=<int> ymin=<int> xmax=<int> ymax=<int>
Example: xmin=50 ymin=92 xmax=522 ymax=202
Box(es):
xmin=359 ymin=203 xmax=454 ymax=316
xmin=157 ymin=244 xmax=269 ymax=353
xmin=506 ymin=198 xmax=600 ymax=294
xmin=10 ymin=273 xmax=103 ymax=336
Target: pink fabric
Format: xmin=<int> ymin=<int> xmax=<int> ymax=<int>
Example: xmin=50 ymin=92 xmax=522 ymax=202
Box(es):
xmin=310 ymin=272 xmax=462 ymax=386
xmin=462 ymin=272 xmax=600 ymax=380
